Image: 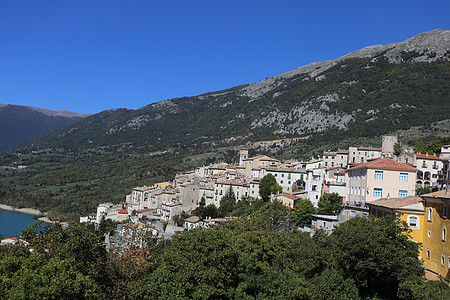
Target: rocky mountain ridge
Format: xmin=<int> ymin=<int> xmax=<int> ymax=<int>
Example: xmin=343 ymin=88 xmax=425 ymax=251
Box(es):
xmin=15 ymin=29 xmax=450 ymax=151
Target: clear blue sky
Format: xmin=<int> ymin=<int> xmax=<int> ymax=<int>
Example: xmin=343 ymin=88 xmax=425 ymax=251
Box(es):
xmin=0 ymin=1 xmax=448 ymax=114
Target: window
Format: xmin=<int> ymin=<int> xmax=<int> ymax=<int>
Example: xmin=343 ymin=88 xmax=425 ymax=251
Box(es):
xmin=398 ymin=190 xmax=408 ymax=198
xmin=407 ymin=215 xmax=419 ymax=228
xmin=444 ymin=205 xmax=447 ymax=218
xmin=441 ymin=255 xmax=445 ymax=266
xmin=280 ymin=180 xmax=283 ymax=184
xmin=428 ymin=207 xmax=433 ymax=221
xmin=351 ymin=211 xmax=356 ymax=217
xmin=375 ymin=170 xmax=384 ymax=180
xmin=373 ymin=188 xmax=382 ymax=198
xmin=399 ymin=172 xmax=408 ymax=182
xmin=443 ymin=228 xmax=446 ymax=241
xmin=426 ymin=249 xmax=430 ymax=259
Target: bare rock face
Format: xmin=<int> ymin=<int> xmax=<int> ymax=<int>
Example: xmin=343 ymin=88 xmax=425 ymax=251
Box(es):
xmin=16 ymin=30 xmax=450 ymax=151
xmin=240 ymin=29 xmax=450 ymax=99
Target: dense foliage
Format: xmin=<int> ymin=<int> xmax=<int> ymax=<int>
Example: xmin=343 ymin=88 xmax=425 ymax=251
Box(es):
xmin=259 ymin=174 xmax=282 ymax=202
xmin=317 ymin=193 xmax=343 ymax=215
xmin=1 ymin=203 xmax=449 ymax=299
xmin=11 ymin=57 xmax=450 ymax=153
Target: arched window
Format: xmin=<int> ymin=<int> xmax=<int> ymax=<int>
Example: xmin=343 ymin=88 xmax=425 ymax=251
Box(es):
xmin=428 ymin=207 xmax=433 ymax=221
xmin=443 ymin=227 xmax=447 ymax=241
xmin=407 ymin=215 xmax=419 ymax=229
xmin=417 ymin=170 xmax=423 ymax=180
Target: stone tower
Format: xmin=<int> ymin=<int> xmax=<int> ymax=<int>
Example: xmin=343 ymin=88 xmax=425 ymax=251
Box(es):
xmin=239 ymin=148 xmax=249 ymax=166
xmin=382 ymin=135 xmax=398 ymax=155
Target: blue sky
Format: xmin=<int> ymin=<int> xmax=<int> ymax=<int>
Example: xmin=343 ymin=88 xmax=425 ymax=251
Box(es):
xmin=0 ymin=1 xmax=448 ymax=114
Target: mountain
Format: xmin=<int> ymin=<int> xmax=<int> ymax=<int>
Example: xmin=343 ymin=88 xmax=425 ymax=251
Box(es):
xmin=16 ymin=29 xmax=450 ymax=151
xmin=0 ymin=104 xmax=90 ymax=151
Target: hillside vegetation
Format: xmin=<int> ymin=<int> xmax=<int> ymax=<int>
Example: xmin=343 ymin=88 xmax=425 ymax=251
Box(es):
xmin=15 ymin=30 xmax=450 ymax=152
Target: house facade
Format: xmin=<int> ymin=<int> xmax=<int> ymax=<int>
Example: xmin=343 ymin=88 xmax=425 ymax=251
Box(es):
xmin=397 ymin=153 xmax=443 ymax=188
xmin=367 ymin=196 xmax=425 ymax=258
xmin=421 ymin=190 xmax=450 ymax=279
xmin=346 ymin=158 xmax=417 ymax=205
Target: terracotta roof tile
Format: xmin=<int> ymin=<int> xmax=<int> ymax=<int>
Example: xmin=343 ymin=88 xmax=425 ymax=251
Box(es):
xmin=347 ymin=158 xmax=417 ymax=172
xmin=272 ymin=193 xmax=301 ymax=201
xmin=368 ymin=196 xmax=424 ymax=211
xmin=421 ymin=190 xmax=450 ymax=199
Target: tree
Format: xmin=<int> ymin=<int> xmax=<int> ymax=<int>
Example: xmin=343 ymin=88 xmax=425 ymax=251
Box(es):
xmin=218 ymin=186 xmax=236 ymax=217
xmin=203 ymin=204 xmax=219 ymax=218
xmin=172 ymin=211 xmax=189 ymax=226
xmin=329 ymin=215 xmax=424 ymax=299
xmin=293 ymin=199 xmax=315 ymax=225
xmin=0 ymin=255 xmax=99 ymax=299
xmin=413 ymin=141 xmax=428 ymax=154
xmin=198 ymin=195 xmax=206 ymax=208
xmin=317 ymin=193 xmax=342 ymax=215
xmin=259 ymin=174 xmax=282 ymax=202
xmin=393 ymin=142 xmax=402 ymax=156
xmin=296 ymin=178 xmax=305 ymax=188
xmin=130 ymin=228 xmax=239 ymax=299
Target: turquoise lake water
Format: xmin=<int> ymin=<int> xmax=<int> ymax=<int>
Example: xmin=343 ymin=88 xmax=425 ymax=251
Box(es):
xmin=0 ymin=209 xmax=38 ymax=237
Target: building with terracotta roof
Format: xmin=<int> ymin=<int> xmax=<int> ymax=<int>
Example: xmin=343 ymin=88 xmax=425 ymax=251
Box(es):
xmin=271 ymin=193 xmax=301 ymax=210
xmin=213 ymin=180 xmax=252 ymax=206
xmin=346 ymin=158 xmax=417 ymax=205
xmin=184 ymin=216 xmax=203 ymax=230
xmin=348 ymin=146 xmax=382 ymax=164
xmin=441 ymin=145 xmax=450 ymax=160
xmin=1 ymin=236 xmax=19 ymax=245
xmin=322 ymin=150 xmax=349 ymax=168
xmin=420 ymin=190 xmax=450 ymax=279
xmin=367 ymin=196 xmax=425 ymax=255
xmin=261 ymin=167 xmax=306 ymax=193
xmin=397 ymin=152 xmax=444 ymax=188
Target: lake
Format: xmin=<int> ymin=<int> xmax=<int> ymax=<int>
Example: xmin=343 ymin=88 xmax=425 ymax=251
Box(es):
xmin=0 ymin=209 xmax=38 ymax=237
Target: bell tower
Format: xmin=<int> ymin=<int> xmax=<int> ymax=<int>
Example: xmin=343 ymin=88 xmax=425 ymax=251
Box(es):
xmin=239 ymin=148 xmax=248 ymax=166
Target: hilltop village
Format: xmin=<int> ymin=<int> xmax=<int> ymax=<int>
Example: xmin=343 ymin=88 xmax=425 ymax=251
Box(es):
xmin=78 ymin=136 xmax=450 ymax=280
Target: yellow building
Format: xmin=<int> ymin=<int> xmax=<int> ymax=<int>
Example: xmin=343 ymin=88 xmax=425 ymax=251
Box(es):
xmin=421 ymin=190 xmax=450 ymax=279
xmin=367 ymin=196 xmax=425 ymax=258
xmin=271 ymin=193 xmax=301 ymax=210
xmin=154 ymin=182 xmax=172 ymax=189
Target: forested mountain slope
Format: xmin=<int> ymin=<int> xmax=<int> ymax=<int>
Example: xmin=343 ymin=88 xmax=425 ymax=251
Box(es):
xmin=18 ymin=29 xmax=449 ymax=151
xmin=0 ymin=104 xmax=88 ymax=151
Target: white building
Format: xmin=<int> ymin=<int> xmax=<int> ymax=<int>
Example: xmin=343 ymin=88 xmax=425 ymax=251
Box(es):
xmin=157 ymin=202 xmax=182 ymax=221
xmin=305 ymin=168 xmax=324 ymax=207
xmin=397 ymin=153 xmax=443 ymax=188
xmin=348 ymin=146 xmax=382 ymax=164
xmin=261 ymin=167 xmax=306 ymax=193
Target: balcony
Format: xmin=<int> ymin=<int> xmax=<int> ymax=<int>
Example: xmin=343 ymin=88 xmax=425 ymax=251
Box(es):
xmin=344 ymin=201 xmax=368 ymax=208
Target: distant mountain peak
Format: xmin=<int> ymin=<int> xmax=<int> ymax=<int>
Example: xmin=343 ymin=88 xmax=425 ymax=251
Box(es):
xmin=0 ymin=104 xmax=89 ymax=151
xmin=13 ymin=29 xmax=450 ymax=152
xmin=0 ymin=104 xmax=91 ymax=119
xmin=241 ymin=29 xmax=449 ymax=99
